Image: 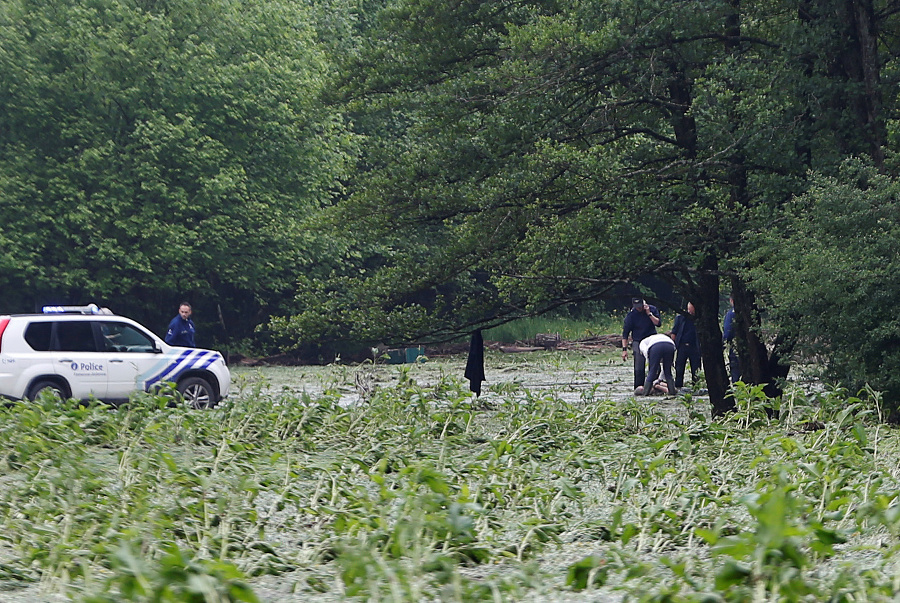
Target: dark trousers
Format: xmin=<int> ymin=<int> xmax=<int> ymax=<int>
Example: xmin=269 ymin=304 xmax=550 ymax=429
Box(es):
xmin=729 ymin=350 xmax=741 ymax=384
xmin=643 ymin=342 xmax=676 ymax=395
xmin=632 ymin=341 xmax=646 ymax=388
xmin=675 ymin=343 xmax=702 ymax=388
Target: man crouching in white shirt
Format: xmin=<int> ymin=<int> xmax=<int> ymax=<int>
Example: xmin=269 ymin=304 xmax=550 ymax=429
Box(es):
xmin=633 ymin=332 xmax=677 ymax=396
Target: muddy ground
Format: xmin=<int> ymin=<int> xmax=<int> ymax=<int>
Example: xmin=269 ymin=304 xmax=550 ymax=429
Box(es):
xmin=230 ymin=346 xmax=702 ymax=410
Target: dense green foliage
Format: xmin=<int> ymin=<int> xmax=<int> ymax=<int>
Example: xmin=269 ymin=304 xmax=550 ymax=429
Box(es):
xmin=4 ymin=357 xmax=900 ymax=601
xmin=751 ymin=159 xmax=900 ymax=413
xmin=0 ymin=0 xmax=354 ymax=341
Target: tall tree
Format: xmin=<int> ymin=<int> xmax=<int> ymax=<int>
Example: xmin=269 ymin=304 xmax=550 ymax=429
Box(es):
xmin=729 ymin=0 xmax=897 ymax=399
xmin=276 ymin=0 xmax=802 ymax=414
xmin=276 ymin=0 xmax=898 ymax=414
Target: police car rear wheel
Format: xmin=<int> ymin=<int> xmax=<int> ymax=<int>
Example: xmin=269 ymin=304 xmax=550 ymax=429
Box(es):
xmin=177 ymin=377 xmax=215 ymax=409
xmin=27 ymin=380 xmax=66 ymax=401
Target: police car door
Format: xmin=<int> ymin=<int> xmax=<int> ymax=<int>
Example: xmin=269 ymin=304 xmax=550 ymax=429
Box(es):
xmin=99 ymin=321 xmax=160 ymax=401
xmin=50 ymin=320 xmax=108 ymax=399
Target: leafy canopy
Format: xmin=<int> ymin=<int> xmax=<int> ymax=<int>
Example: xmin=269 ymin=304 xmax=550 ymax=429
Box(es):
xmin=0 ymin=0 xmax=355 ymax=338
xmin=750 ymin=158 xmax=900 ymax=408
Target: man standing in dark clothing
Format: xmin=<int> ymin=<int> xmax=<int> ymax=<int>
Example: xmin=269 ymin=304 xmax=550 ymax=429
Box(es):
xmin=723 ymin=296 xmax=740 ymax=384
xmin=165 ymin=302 xmax=196 ymax=347
xmin=672 ymin=302 xmax=702 ymax=390
xmin=622 ymin=297 xmax=661 ymax=389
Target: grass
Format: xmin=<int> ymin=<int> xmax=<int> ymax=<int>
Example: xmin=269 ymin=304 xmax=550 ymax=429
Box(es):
xmin=483 ymin=314 xmax=626 ymax=343
xmin=482 ymin=311 xmax=679 ymax=343
xmin=0 ymin=353 xmax=899 ymax=602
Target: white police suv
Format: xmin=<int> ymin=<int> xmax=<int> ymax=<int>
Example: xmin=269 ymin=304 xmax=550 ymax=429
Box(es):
xmin=0 ymin=305 xmax=230 ymax=408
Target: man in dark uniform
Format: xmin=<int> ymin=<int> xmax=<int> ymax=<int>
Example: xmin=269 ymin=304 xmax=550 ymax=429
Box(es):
xmin=723 ymin=295 xmax=740 ymax=384
xmin=622 ymin=297 xmax=661 ymax=389
xmin=165 ymin=302 xmax=196 ymax=347
xmin=672 ymin=302 xmax=702 ymax=390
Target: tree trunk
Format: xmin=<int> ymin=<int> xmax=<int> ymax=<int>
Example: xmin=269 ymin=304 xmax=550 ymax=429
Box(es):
xmin=822 ymin=0 xmax=885 ymax=166
xmin=694 ymin=268 xmax=734 ymax=417
xmin=764 ymin=331 xmax=794 ymax=400
xmin=846 ymin=0 xmax=884 ymax=167
xmin=729 ymin=277 xmax=790 ymax=400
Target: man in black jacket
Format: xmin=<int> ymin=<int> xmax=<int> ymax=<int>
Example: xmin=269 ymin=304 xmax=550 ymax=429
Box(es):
xmin=622 ymin=297 xmax=661 ymax=389
xmin=672 ymin=302 xmax=702 ymax=390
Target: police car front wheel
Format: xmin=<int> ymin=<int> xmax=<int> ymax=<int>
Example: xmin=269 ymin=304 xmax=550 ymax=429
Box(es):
xmin=177 ymin=377 xmax=215 ymax=409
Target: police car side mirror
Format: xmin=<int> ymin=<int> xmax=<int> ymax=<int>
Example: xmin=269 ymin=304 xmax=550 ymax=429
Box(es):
xmin=154 ymin=342 xmax=162 ymax=353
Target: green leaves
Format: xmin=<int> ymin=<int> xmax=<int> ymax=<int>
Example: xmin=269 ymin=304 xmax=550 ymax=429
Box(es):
xmin=749 ymin=159 xmax=900 ymax=413
xmin=3 ymin=356 xmax=900 ymax=599
xmin=565 ymin=555 xmax=609 ymax=591
xmin=282 ymin=0 xmax=868 ymax=366
xmin=0 ymin=0 xmax=355 ymax=341
xmin=85 ymin=541 xmax=260 ymax=603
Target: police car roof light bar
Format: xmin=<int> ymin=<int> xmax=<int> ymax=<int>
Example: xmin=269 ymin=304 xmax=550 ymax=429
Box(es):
xmin=42 ymin=304 xmax=105 ymax=315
